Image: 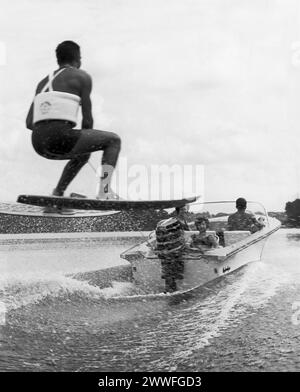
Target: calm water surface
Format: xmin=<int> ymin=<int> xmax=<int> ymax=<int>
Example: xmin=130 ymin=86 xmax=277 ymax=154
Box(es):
xmin=0 ymin=229 xmax=300 ymax=372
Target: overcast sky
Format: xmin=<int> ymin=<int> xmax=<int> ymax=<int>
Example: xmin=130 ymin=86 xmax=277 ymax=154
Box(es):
xmin=1 ymin=0 xmax=300 ymax=210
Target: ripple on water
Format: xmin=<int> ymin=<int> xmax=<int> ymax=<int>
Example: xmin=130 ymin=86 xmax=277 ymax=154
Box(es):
xmin=0 ymin=230 xmax=299 ymax=371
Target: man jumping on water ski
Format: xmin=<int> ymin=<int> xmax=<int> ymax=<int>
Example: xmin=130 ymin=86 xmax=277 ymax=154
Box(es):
xmin=26 ymin=41 xmax=121 ymax=203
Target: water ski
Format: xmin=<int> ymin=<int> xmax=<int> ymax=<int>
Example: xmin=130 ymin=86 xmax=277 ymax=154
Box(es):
xmin=17 ymin=194 xmax=199 ymax=211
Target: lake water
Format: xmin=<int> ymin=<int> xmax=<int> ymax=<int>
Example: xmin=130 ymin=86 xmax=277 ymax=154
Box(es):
xmin=0 ymin=229 xmax=299 ymax=372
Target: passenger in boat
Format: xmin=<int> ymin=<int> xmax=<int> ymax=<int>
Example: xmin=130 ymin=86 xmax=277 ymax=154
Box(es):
xmin=189 ymin=216 xmax=219 ymax=249
xmin=26 ymin=41 xmax=121 ymax=202
xmin=175 ymin=205 xmax=191 ymax=230
xmin=227 ymin=198 xmax=264 ymax=233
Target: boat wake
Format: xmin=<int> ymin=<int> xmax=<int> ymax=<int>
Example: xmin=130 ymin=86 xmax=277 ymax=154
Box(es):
xmin=124 ymin=261 xmax=291 ymax=371
xmin=0 ymin=273 xmax=141 ymax=322
xmin=0 ymin=257 xmax=292 ymax=371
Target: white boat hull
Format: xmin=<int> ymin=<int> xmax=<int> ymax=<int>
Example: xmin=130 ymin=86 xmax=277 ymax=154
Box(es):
xmin=129 ymin=236 xmax=268 ymax=293
xmin=123 ymin=217 xmax=280 ymax=294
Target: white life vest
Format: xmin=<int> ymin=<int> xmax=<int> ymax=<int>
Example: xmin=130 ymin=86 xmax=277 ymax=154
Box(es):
xmin=33 ymin=68 xmax=81 ymax=126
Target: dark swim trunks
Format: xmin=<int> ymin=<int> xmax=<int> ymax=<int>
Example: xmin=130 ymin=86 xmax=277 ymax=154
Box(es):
xmin=32 ymin=120 xmax=81 ymax=159
xmin=31 ymin=120 xmax=120 ymax=162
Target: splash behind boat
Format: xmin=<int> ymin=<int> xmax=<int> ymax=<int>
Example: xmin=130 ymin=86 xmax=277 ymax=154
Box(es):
xmin=120 ymin=201 xmax=281 ymax=295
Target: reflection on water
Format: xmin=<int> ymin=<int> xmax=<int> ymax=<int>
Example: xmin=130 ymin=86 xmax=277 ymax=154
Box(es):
xmin=0 ymin=230 xmax=300 ymax=371
xmin=286 ymin=231 xmax=300 ymax=243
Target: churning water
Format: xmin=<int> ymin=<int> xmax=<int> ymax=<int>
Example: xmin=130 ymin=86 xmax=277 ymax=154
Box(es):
xmin=0 ymin=230 xmax=299 ymax=372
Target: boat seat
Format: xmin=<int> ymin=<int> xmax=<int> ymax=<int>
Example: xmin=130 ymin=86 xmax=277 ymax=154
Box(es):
xmin=223 ymin=230 xmax=251 ymax=246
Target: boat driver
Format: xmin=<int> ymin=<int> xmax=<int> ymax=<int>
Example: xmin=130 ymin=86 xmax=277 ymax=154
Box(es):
xmin=26 ymin=41 xmax=121 ymax=201
xmin=227 ymin=198 xmax=264 ymax=233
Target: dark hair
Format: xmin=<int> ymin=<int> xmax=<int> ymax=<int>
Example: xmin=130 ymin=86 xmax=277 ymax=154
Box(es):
xmin=236 ymin=197 xmax=247 ymax=209
xmin=195 ymin=216 xmax=209 ymax=228
xmin=56 ymin=41 xmax=80 ymax=65
xmin=175 ymin=206 xmax=187 ymax=213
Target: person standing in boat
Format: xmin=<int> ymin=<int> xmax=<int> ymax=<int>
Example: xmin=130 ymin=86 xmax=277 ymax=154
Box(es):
xmin=189 ymin=216 xmax=219 ymax=249
xmin=227 ymin=197 xmax=263 ymax=233
xmin=26 ymin=41 xmax=121 ymax=202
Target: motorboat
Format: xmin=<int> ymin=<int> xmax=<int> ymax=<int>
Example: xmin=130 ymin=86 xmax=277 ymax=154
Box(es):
xmin=120 ymin=201 xmax=281 ymax=295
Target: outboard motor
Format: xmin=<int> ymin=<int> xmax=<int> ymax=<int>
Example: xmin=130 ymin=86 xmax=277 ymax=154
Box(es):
xmin=155 ymin=218 xmax=185 ymax=292
xmin=155 ymin=218 xmax=185 ymax=256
